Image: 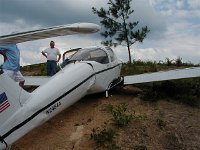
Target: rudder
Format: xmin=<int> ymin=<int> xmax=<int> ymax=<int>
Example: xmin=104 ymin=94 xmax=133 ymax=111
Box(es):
xmin=0 ymin=73 xmax=30 ymax=130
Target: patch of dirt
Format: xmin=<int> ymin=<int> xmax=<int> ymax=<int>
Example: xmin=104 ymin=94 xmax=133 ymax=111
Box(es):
xmin=11 ymin=86 xmax=200 ymax=150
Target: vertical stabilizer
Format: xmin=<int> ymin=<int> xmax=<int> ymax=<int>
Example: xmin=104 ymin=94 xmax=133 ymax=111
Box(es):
xmin=0 ymin=73 xmax=30 ymax=143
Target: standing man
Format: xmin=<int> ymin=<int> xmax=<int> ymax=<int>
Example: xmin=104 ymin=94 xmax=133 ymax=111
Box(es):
xmin=0 ymin=44 xmax=25 ymax=88
xmin=41 ymin=41 xmax=61 ymax=76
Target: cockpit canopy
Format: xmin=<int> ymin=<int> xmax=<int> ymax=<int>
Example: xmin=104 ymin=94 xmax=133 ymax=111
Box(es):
xmin=61 ymin=47 xmax=116 ymax=67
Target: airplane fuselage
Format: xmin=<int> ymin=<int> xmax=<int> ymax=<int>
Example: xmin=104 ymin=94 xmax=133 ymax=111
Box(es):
xmin=0 ymin=47 xmax=122 ymax=149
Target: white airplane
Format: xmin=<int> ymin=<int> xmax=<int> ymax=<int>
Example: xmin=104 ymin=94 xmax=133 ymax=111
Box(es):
xmin=0 ymin=23 xmax=200 ymax=150
xmin=0 ymin=23 xmax=123 ymax=149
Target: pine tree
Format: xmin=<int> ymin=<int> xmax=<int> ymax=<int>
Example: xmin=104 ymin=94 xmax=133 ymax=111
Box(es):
xmin=92 ymin=0 xmax=150 ymax=63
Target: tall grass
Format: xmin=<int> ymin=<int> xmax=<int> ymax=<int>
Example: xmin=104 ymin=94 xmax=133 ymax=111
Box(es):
xmin=121 ymin=60 xmax=158 ymax=76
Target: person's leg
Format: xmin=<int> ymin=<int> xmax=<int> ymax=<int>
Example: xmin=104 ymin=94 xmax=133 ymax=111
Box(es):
xmin=51 ymin=61 xmax=57 ymax=75
xmin=3 ymin=69 xmax=25 ymax=88
xmin=15 ymin=71 xmax=25 ymax=88
xmin=47 ymin=61 xmax=51 ymax=76
xmin=48 ymin=61 xmax=53 ymax=76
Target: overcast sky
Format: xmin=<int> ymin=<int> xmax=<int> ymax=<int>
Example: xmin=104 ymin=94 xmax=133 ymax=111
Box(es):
xmin=0 ymin=0 xmax=199 ymax=65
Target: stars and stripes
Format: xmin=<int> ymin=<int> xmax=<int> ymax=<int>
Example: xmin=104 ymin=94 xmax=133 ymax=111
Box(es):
xmin=0 ymin=92 xmax=10 ymax=113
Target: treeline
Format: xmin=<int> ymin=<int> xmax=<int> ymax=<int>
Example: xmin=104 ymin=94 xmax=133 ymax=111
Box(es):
xmin=21 ymin=63 xmax=47 ymax=76
xmin=121 ymin=57 xmax=199 ymax=76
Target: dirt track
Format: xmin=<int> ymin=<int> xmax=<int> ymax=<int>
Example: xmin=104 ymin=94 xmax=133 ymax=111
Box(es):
xmin=11 ymin=86 xmax=200 ymax=150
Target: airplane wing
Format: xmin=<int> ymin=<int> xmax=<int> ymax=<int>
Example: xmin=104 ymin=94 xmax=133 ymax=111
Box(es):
xmin=124 ymin=67 xmax=200 ymax=85
xmin=0 ymin=23 xmax=100 ymax=44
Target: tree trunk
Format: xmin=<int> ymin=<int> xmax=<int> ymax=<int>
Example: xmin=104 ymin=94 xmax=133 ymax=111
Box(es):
xmin=127 ymin=45 xmax=132 ymax=64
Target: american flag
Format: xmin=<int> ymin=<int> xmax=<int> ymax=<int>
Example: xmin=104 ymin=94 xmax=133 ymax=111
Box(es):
xmin=0 ymin=92 xmax=10 ymax=113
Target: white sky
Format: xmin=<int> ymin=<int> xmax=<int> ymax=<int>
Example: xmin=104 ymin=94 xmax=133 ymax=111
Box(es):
xmin=0 ymin=0 xmax=200 ymax=66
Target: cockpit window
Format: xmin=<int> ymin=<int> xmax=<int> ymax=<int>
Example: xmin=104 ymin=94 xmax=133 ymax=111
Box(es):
xmin=106 ymin=47 xmax=115 ymax=62
xmin=61 ymin=48 xmax=109 ymax=67
xmin=89 ymin=48 xmax=109 ymax=64
xmin=69 ymin=48 xmax=109 ymax=64
xmin=68 ymin=50 xmax=86 ymax=61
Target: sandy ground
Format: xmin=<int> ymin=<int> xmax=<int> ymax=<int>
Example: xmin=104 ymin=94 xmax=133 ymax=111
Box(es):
xmin=11 ymin=86 xmax=200 ymax=150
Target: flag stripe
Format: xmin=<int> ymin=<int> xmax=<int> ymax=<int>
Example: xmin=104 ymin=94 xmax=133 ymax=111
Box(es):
xmin=0 ymin=104 xmax=10 ymax=111
xmin=0 ymin=100 xmax=10 ymax=107
xmin=0 ymin=92 xmax=10 ymax=113
xmin=0 ymin=100 xmax=8 ymax=106
xmin=0 ymin=100 xmax=10 ymax=112
xmin=0 ymin=106 xmax=10 ymax=112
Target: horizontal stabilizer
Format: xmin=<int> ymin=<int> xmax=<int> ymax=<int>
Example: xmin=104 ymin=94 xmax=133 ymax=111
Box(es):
xmin=0 ymin=23 xmax=100 ymax=44
xmin=124 ymin=67 xmax=200 ymax=85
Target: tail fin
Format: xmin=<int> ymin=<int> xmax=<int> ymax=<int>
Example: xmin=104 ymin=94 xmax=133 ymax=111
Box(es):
xmin=0 ymin=73 xmax=30 ymax=126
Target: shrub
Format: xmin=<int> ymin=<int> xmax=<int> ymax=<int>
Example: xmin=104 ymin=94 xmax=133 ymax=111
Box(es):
xmin=107 ymin=103 xmax=133 ymax=127
xmin=175 ymin=57 xmax=183 ymax=66
xmin=91 ymin=127 xmax=120 ymax=149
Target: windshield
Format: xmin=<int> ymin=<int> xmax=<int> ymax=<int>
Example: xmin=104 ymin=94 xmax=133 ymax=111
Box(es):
xmin=69 ymin=49 xmax=91 ymax=61
xmin=61 ymin=48 xmax=109 ymax=67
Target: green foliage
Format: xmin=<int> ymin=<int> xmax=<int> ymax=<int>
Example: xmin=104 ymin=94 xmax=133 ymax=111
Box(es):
xmin=121 ymin=60 xmax=158 ymax=76
xmin=121 ymin=58 xmax=198 ymax=76
xmin=140 ymin=78 xmax=200 ymax=107
xmin=40 ymin=63 xmax=47 ymax=76
xmin=107 ymin=103 xmax=133 ymax=127
xmin=175 ymin=57 xmax=183 ymax=67
xmin=91 ymin=103 xmax=145 ymax=149
xmin=21 ymin=63 xmax=47 ymax=76
xmin=165 ymin=58 xmax=174 ymax=66
xmin=92 ymin=0 xmax=150 ymax=63
xmin=163 ymin=57 xmax=196 ymax=67
xmin=91 ymin=127 xmax=120 ymax=149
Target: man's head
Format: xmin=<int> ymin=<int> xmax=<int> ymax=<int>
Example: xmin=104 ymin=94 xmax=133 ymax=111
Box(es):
xmin=50 ymin=41 xmax=55 ymax=48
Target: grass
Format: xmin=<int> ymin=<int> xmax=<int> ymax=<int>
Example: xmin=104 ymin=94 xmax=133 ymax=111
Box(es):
xmin=91 ymin=103 xmax=146 ymax=149
xmin=21 ymin=63 xmax=47 ymax=76
xmin=107 ymin=103 xmax=133 ymax=127
xmin=91 ymin=127 xmax=120 ymax=149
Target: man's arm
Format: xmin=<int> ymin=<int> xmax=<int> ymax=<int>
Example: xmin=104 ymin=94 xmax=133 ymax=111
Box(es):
xmin=41 ymin=51 xmax=47 ymax=58
xmin=57 ymin=48 xmax=61 ymax=62
xmin=57 ymin=54 xmax=61 ymax=62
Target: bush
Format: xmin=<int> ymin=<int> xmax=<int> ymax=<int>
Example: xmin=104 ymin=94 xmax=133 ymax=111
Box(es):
xmin=91 ymin=127 xmax=120 ymax=149
xmin=107 ymin=103 xmax=133 ymax=127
